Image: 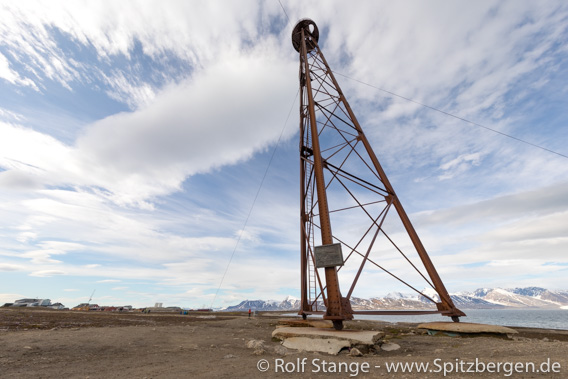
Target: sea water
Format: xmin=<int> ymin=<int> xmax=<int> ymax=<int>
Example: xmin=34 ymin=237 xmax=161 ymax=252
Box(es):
xmin=287 ymin=309 xmax=568 ymax=330
xmin=352 ymin=309 xmax=568 ymax=330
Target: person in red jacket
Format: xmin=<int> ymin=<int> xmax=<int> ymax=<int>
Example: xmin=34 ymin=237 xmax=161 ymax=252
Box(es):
xmin=248 ymin=308 xmax=251 ymax=318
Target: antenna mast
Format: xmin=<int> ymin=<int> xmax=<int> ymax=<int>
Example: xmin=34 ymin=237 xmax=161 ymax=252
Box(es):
xmin=88 ymin=289 xmax=95 ymax=304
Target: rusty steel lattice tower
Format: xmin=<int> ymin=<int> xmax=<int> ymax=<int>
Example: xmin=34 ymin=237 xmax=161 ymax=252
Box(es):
xmin=292 ymin=19 xmax=465 ymax=330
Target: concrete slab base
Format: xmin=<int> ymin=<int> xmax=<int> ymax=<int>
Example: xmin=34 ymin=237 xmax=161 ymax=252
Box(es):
xmin=418 ymin=322 xmax=518 ymax=336
xmin=272 ymin=327 xmax=383 ymax=355
xmin=282 ymin=337 xmax=350 ymax=355
xmin=277 ymin=318 xmax=333 ymax=328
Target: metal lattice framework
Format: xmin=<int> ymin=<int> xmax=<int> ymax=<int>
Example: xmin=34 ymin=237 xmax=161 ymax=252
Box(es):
xmin=293 ymin=19 xmax=465 ymax=330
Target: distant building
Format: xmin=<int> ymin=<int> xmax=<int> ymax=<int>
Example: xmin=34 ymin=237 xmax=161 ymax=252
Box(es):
xmin=71 ymin=303 xmax=100 ymax=311
xmin=71 ymin=303 xmax=90 ymax=311
xmin=13 ymin=298 xmax=51 ymax=307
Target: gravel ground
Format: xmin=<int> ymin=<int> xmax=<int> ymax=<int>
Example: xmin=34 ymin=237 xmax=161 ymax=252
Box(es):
xmin=1 ymin=308 xmax=566 ymax=378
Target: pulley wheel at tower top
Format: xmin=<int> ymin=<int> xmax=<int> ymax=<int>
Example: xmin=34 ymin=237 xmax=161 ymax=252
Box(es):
xmin=292 ymin=19 xmax=319 ymax=52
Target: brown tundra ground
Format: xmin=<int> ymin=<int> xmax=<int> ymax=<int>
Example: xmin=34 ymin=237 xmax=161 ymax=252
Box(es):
xmin=0 ymin=308 xmax=566 ymax=378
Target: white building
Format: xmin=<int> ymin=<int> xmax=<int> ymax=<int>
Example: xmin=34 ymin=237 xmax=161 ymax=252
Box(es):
xmin=13 ymin=298 xmax=52 ymax=307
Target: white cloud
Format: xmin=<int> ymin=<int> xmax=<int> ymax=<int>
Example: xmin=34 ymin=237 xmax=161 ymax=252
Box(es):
xmin=16 ymin=231 xmax=37 ymax=243
xmin=438 ymin=153 xmax=482 ymax=180
xmin=0 ymin=263 xmax=24 ymax=271
xmin=338 ymin=181 xmax=568 ymax=295
xmin=0 ymin=52 xmax=38 ymax=89
xmin=0 ymin=107 xmax=26 ymax=122
xmin=1 ymin=39 xmax=296 ymax=208
xmin=290 ymin=2 xmax=568 ymax=187
xmin=102 ymin=71 xmax=156 ymax=110
xmin=407 ymin=184 xmax=568 ymax=290
xmin=29 ymin=270 xmax=65 ymax=277
xmin=0 ymin=0 xmax=281 ymax=108
xmin=75 ymin=44 xmax=296 ymax=206
xmin=0 ymin=122 xmax=78 ymax=190
xmin=21 ymin=249 xmax=65 ymax=264
xmin=416 ymin=182 xmax=568 ymax=226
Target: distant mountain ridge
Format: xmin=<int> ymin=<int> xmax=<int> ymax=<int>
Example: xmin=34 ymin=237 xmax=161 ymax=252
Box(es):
xmin=222 ymin=287 xmax=568 ymax=311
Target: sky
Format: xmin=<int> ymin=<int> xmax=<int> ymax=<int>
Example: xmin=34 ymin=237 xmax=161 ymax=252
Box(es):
xmin=1 ymin=0 xmax=567 ymax=309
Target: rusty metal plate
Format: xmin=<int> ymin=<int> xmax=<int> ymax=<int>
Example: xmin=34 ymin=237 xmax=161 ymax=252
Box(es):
xmin=314 ymin=243 xmax=344 ymax=268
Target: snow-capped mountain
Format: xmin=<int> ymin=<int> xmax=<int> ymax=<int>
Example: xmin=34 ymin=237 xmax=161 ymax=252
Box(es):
xmin=223 ymin=299 xmax=281 ymax=311
xmin=385 ymin=292 xmax=418 ymax=300
xmin=476 ymin=288 xmax=568 ymax=308
xmin=384 ymin=287 xmax=568 ymax=309
xmin=224 ymin=297 xmax=324 ymax=312
xmin=223 ymin=287 xmax=568 ymax=311
xmin=280 ymin=295 xmax=300 ymax=309
xmin=472 ymin=288 xmax=493 ymax=298
xmin=507 ymin=287 xmax=568 ymax=304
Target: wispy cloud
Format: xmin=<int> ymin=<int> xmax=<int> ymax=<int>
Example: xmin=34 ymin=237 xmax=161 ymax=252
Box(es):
xmin=29 ymin=270 xmax=65 ymax=277
xmin=0 ymin=52 xmax=38 ymax=90
xmin=0 ymin=263 xmax=24 ymax=271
